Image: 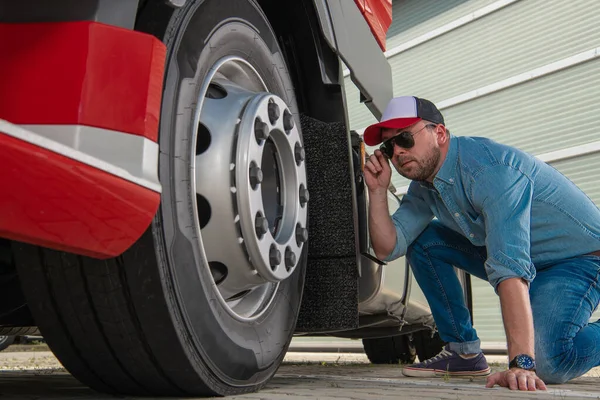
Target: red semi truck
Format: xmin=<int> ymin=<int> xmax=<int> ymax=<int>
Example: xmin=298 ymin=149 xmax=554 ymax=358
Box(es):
xmin=0 ymin=0 xmax=448 ymax=396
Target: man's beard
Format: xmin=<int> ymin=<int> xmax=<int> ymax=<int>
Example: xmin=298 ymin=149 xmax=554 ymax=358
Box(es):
xmin=393 ymin=146 xmax=441 ymax=181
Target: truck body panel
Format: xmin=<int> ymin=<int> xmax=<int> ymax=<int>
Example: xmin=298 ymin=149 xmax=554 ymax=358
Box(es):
xmin=0 ymin=21 xmax=165 ymax=258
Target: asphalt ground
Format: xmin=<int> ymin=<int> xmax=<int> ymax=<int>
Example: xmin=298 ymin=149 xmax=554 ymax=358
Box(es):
xmin=1 ymin=348 xmax=599 ymax=399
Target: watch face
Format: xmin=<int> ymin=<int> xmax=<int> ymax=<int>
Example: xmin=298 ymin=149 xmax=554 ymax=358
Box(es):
xmin=517 ymin=355 xmax=534 ymax=369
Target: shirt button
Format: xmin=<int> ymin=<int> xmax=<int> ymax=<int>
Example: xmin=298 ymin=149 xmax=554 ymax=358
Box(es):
xmin=454 ymin=212 xmax=460 ymax=217
xmin=469 ymin=233 xmax=475 ymax=238
xmin=449 ymin=178 xmax=454 ymax=183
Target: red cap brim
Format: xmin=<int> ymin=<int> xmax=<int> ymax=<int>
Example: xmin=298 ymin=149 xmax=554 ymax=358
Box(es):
xmin=363 ymin=117 xmax=422 ymax=146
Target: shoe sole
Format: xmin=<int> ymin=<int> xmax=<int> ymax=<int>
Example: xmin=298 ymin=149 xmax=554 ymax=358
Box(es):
xmin=402 ymin=367 xmax=491 ymax=378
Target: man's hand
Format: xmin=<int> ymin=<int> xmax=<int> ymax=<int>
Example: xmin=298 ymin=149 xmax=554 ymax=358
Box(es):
xmin=486 ymin=368 xmax=547 ymax=391
xmin=364 ymin=150 xmax=392 ymax=193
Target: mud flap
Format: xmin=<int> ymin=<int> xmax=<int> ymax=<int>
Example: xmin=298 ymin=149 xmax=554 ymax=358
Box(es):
xmin=295 ymin=115 xmax=359 ymax=332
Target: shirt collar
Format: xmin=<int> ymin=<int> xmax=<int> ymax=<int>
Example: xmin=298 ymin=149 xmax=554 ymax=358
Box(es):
xmin=434 ymin=135 xmax=458 ymax=185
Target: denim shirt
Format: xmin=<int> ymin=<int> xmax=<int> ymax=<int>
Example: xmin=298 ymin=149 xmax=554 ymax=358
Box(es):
xmin=386 ymin=135 xmax=600 ymax=291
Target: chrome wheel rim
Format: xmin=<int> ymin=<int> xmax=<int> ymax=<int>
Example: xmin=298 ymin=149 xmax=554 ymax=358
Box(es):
xmin=190 ymin=57 xmax=308 ymax=321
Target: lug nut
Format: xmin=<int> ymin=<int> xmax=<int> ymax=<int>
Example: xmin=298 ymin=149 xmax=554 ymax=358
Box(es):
xmin=254 ymin=119 xmax=269 ymax=142
xmin=268 ymin=101 xmax=280 ymax=124
xmin=283 ymin=110 xmax=294 ymax=131
xmin=299 ymin=185 xmax=309 ymax=207
xmin=269 ymin=245 xmax=282 ymax=268
xmin=255 ymin=214 xmax=268 ymax=237
xmin=249 ymin=163 xmax=263 ymax=188
xmin=296 ymin=225 xmax=308 ymax=245
xmin=294 ymin=142 xmax=305 ymax=165
xmin=285 ymin=247 xmax=296 ymax=269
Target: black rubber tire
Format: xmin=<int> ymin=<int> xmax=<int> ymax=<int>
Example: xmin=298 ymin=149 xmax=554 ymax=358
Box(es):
xmin=0 ymin=335 xmax=15 ymax=352
xmin=362 ymin=335 xmax=417 ymax=364
xmin=413 ymin=330 xmax=446 ymax=362
xmin=12 ymin=0 xmax=306 ymax=397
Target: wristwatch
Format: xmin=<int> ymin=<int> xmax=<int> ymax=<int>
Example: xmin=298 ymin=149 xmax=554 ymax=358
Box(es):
xmin=509 ymin=354 xmax=536 ymax=371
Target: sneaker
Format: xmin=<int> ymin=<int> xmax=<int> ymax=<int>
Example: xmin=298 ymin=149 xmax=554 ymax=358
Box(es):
xmin=402 ymin=345 xmax=491 ymax=378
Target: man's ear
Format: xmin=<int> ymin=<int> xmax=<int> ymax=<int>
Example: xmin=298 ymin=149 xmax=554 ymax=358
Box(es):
xmin=436 ymin=124 xmax=448 ymax=144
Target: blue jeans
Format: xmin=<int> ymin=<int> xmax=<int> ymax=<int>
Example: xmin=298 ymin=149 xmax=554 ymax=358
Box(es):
xmin=407 ymin=220 xmax=600 ymax=384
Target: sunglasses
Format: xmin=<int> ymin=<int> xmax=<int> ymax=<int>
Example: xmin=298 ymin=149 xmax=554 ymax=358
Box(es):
xmin=379 ymin=124 xmax=436 ymax=158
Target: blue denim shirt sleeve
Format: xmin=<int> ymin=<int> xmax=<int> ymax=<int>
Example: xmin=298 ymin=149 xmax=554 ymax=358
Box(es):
xmin=384 ymin=183 xmax=433 ymax=262
xmin=471 ymin=164 xmax=536 ymax=292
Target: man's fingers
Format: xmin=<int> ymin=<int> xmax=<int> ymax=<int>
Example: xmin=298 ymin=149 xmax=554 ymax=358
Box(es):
xmin=368 ymin=155 xmax=382 ymax=172
xmin=527 ymin=376 xmax=537 ymax=391
xmin=507 ymin=372 xmax=518 ymax=390
xmin=536 ymin=377 xmax=548 ymax=391
xmin=375 ymin=150 xmax=390 ymax=167
xmin=485 ymin=374 xmax=498 ymax=388
xmin=364 ymin=160 xmax=377 ymax=175
xmin=517 ymin=374 xmax=528 ymax=391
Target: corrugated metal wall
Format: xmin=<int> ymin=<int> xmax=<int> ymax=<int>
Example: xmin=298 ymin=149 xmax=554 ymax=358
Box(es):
xmin=345 ymin=0 xmax=600 ymax=344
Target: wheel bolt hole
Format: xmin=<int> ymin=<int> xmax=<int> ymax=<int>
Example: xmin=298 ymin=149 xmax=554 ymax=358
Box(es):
xmin=226 ymin=290 xmax=251 ymax=302
xmin=196 ymin=194 xmax=211 ymax=229
xmin=196 ymin=123 xmax=211 ymax=155
xmin=205 ymin=83 xmax=227 ymax=99
xmin=209 ymin=261 xmax=228 ymax=285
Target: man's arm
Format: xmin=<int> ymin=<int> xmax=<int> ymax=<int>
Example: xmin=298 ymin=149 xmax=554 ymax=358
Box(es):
xmin=472 ymin=164 xmax=545 ymax=391
xmin=368 ymin=187 xmax=396 ymax=259
xmin=364 ymin=151 xmax=433 ymax=260
xmin=497 ymin=277 xmax=535 ymax=361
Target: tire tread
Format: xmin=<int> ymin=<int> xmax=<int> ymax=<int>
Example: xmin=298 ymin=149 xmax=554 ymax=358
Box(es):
xmin=14 ymin=242 xmax=187 ymax=396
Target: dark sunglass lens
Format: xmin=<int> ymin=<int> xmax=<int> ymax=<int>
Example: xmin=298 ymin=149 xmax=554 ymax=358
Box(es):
xmin=393 ymin=131 xmax=415 ymax=149
xmin=379 ymin=142 xmax=393 ymax=158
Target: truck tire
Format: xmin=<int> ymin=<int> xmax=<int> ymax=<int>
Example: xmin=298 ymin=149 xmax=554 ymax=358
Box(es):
xmin=13 ymin=0 xmax=308 ymax=396
xmin=362 ymin=335 xmax=416 ymax=364
xmin=413 ymin=330 xmax=446 ymax=362
xmin=0 ymin=335 xmax=15 ymax=352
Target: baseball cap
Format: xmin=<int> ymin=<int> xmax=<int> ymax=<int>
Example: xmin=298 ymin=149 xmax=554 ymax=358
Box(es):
xmin=363 ymin=96 xmax=445 ymax=146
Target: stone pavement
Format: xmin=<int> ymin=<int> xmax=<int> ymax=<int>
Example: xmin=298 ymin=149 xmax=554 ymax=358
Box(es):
xmin=0 ymin=351 xmax=599 ymax=399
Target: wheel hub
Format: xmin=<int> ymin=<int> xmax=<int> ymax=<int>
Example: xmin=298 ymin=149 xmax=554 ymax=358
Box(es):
xmin=236 ymin=94 xmax=307 ymax=282
xmin=192 ymin=57 xmax=308 ymax=320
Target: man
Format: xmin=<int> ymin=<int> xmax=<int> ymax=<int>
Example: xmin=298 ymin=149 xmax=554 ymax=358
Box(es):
xmin=363 ymin=96 xmax=600 ymax=391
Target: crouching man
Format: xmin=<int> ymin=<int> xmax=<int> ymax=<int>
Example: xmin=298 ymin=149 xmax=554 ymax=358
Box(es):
xmin=364 ymin=96 xmax=600 ymax=391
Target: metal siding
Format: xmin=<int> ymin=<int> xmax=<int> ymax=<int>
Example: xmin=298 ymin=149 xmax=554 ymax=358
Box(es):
xmin=385 ymin=0 xmax=600 ymax=102
xmin=386 ymin=0 xmax=498 ymax=50
xmin=443 ymin=56 xmax=600 ymax=154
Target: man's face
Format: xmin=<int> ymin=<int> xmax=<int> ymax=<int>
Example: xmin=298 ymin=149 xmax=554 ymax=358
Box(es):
xmin=380 ymin=121 xmax=441 ymax=181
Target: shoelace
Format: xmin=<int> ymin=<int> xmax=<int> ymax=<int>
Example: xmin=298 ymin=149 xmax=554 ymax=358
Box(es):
xmin=422 ymin=348 xmax=453 ymax=365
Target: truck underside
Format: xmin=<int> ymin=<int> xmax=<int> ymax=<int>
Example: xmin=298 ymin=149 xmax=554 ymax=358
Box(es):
xmin=0 ymin=0 xmax=446 ymax=396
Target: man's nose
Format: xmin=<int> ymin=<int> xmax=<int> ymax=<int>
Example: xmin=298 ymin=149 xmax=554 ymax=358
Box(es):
xmin=393 ymin=143 xmax=408 ymax=156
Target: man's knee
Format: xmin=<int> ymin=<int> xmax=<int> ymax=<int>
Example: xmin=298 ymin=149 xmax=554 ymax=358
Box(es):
xmin=406 ymin=221 xmax=447 ymax=261
xmin=535 ymin=350 xmax=576 ymax=384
